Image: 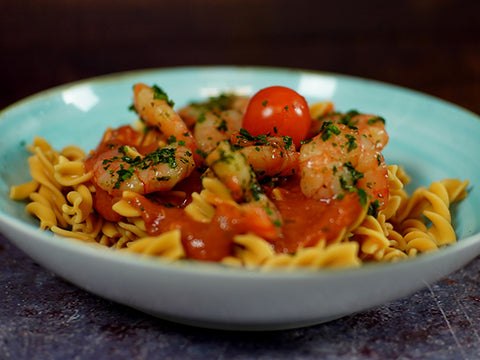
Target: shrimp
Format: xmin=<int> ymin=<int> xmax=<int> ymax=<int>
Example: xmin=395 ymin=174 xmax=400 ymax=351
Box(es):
xmin=86 ymin=84 xmax=198 ymax=196
xmin=178 ymin=93 xmax=249 ymax=128
xmin=230 ymin=130 xmax=299 ymax=178
xmin=205 ymin=141 xmax=282 ymax=240
xmin=309 ymin=110 xmax=389 ymax=150
xmin=178 ymin=94 xmax=249 ymax=155
xmin=88 ymin=143 xmax=195 ymax=195
xmin=193 ymin=110 xmax=244 ymax=155
xmin=133 ymin=83 xmax=199 ymax=159
xmin=299 ymin=121 xmax=389 ymax=210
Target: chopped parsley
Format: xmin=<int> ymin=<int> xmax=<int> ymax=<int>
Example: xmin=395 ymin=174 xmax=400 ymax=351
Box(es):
xmin=368 ymin=199 xmax=381 ymax=217
xmin=282 ymin=135 xmax=293 ymax=150
xmin=197 ymin=114 xmax=206 ymax=123
xmin=300 ymin=138 xmax=313 ymax=145
xmin=213 ymin=147 xmax=235 ymax=165
xmin=319 ymin=121 xmax=341 ymax=141
xmin=191 ymin=93 xmax=234 ymax=112
xmin=249 ymin=180 xmax=264 ymax=201
xmin=343 ymin=162 xmax=364 ymax=185
xmin=106 ymin=145 xmax=190 ymax=189
xmin=344 ymin=134 xmax=358 ymax=152
xmin=357 ymin=188 xmax=368 ymax=208
xmin=167 ymin=135 xmax=177 ymax=144
xmin=238 ymin=128 xmax=270 ymax=145
xmin=114 ymin=165 xmax=135 ymax=189
xmin=368 ymin=116 xmax=385 ymax=125
xmin=152 ymin=85 xmax=175 ymax=107
xmin=195 ymin=148 xmax=208 ymax=159
xmin=339 ymin=110 xmax=360 ymax=129
xmin=216 ymin=118 xmax=228 ymax=132
xmin=273 ymin=219 xmax=282 ymax=227
xmin=337 ymin=163 xmax=368 ymax=208
xmin=142 ymin=147 xmax=179 ymax=169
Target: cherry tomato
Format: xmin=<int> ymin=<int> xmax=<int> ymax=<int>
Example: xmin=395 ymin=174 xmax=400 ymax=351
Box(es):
xmin=242 ymin=86 xmax=311 ymax=148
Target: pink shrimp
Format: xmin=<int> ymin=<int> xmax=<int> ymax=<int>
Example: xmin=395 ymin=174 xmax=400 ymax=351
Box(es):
xmin=133 ymin=83 xmax=201 ymax=163
xmin=178 ymin=94 xmax=249 ymax=128
xmin=309 ymin=110 xmax=389 ymax=150
xmin=230 ymin=130 xmax=299 ymax=178
xmin=86 ymin=84 xmax=199 ymax=196
xmin=88 ymin=143 xmax=195 ymax=195
xmin=299 ymin=121 xmax=389 ymax=210
xmin=178 ymin=94 xmax=249 ymax=155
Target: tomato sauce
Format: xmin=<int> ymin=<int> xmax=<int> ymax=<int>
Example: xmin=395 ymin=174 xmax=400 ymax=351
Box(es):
xmin=125 ymin=192 xmax=261 ymax=261
xmin=120 ymin=175 xmax=364 ymax=261
xmin=86 ymin=125 xmax=366 ymax=262
xmin=268 ymin=182 xmax=364 ymax=253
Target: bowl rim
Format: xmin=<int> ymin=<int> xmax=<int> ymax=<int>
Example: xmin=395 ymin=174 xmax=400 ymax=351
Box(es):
xmin=1 ymin=65 xmax=479 ymax=280
xmin=2 ymin=65 xmax=479 ymax=117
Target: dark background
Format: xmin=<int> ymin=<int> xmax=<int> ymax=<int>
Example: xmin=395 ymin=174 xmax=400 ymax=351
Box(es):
xmin=1 ymin=0 xmax=479 ymax=114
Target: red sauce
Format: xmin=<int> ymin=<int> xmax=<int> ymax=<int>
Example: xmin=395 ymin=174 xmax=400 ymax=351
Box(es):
xmin=92 ymin=186 xmax=123 ymax=222
xmin=86 ymin=125 xmax=367 ymax=262
xmin=84 ymin=126 xmax=141 ymax=220
xmin=121 ymin=176 xmax=364 ymax=261
xmin=126 ymin=193 xmax=258 ymax=261
xmin=268 ymin=181 xmax=363 ymax=253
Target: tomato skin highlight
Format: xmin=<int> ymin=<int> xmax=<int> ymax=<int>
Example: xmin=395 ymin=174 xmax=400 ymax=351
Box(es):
xmin=242 ymin=86 xmax=312 ymax=148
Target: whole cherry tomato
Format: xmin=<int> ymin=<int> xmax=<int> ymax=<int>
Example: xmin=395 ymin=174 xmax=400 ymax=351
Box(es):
xmin=242 ymin=86 xmax=311 ymax=148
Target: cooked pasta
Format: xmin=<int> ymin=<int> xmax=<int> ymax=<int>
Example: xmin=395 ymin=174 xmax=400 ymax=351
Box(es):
xmin=9 ymin=84 xmax=469 ymax=270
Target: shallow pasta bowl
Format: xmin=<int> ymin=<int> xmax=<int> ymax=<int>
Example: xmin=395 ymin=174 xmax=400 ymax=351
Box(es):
xmin=0 ymin=66 xmax=479 ymax=330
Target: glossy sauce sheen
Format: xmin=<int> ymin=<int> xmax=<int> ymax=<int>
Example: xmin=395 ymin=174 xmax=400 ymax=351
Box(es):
xmin=125 ymin=177 xmax=363 ymax=261
xmin=86 ymin=125 xmax=365 ymax=262
xmin=269 ymin=182 xmax=363 ymax=253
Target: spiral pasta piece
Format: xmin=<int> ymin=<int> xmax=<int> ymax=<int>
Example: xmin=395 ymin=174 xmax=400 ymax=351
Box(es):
xmin=25 ymin=201 xmax=57 ymax=230
xmin=263 ymin=241 xmax=361 ymax=269
xmin=124 ymin=229 xmax=185 ymax=259
xmin=231 ymin=233 xmax=276 ymax=268
xmin=9 ymin=136 xmax=469 ymax=270
xmin=352 ymin=215 xmax=390 ymax=260
xmin=9 ymin=179 xmax=39 ymax=200
xmin=395 ymin=179 xmax=469 ymax=255
xmin=62 ymin=184 xmax=93 ymax=225
xmin=381 ymin=165 xmax=409 ymax=220
xmin=112 ymin=197 xmax=143 ymax=218
xmin=54 ymin=155 xmax=93 ymax=186
xmin=401 ymin=219 xmax=438 ymax=256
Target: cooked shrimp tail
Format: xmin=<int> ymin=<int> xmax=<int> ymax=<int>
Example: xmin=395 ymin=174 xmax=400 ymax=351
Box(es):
xmin=133 ymin=83 xmax=201 ymax=164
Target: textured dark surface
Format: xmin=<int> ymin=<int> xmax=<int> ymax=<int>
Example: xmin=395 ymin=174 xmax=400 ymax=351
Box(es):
xmin=1 ymin=232 xmax=480 ymax=360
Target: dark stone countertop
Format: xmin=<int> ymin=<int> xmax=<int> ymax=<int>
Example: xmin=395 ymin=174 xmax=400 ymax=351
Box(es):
xmin=1 ymin=232 xmax=480 ymax=360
